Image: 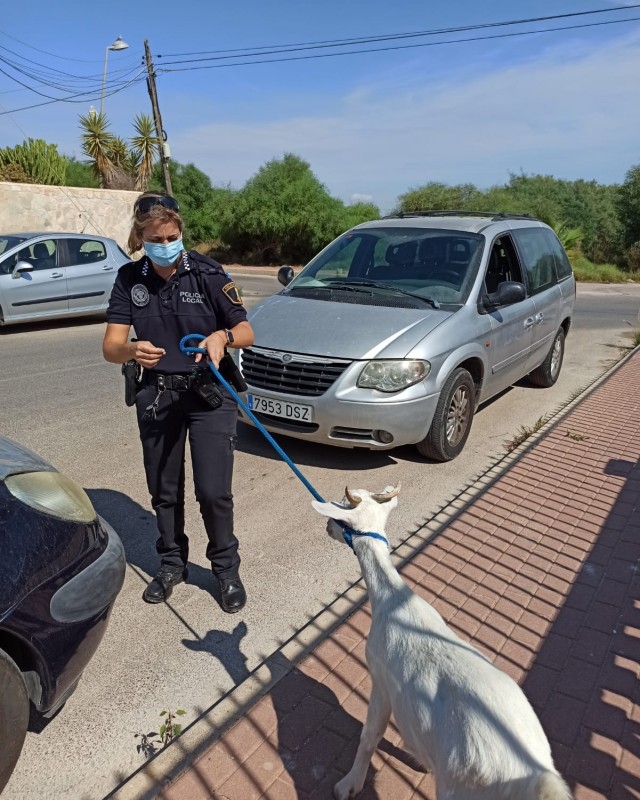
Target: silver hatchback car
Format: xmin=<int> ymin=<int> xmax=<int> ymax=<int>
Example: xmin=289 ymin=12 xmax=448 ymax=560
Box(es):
xmin=0 ymin=232 xmax=129 ymax=326
xmin=238 ymin=212 xmax=575 ymax=461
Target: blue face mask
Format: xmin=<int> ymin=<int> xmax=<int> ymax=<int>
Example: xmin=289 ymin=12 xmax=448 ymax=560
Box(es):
xmin=143 ymin=239 xmax=184 ymax=268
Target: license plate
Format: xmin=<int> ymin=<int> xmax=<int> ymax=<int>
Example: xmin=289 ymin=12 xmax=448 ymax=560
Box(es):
xmin=247 ymin=394 xmax=313 ymax=422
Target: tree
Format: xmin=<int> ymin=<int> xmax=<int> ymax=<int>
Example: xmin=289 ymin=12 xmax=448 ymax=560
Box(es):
xmin=342 ymin=202 xmax=380 ymax=230
xmin=64 ymin=157 xmax=100 ymax=188
xmin=398 ymin=182 xmax=479 ymax=213
xmin=617 ymin=164 xmax=640 ymax=251
xmin=131 ymin=114 xmax=157 ymax=191
xmin=149 ymin=160 xmax=233 ymax=248
xmin=217 ymin=153 xmax=348 ymax=263
xmin=0 ymin=139 xmax=67 ymax=185
xmin=78 ymin=112 xmax=159 ymax=190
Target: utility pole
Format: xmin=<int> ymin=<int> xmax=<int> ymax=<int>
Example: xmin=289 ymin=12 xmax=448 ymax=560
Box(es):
xmin=144 ymin=39 xmax=173 ymax=196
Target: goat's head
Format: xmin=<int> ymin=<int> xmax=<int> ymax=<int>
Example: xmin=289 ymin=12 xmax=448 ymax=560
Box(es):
xmin=312 ymin=484 xmax=401 ymax=544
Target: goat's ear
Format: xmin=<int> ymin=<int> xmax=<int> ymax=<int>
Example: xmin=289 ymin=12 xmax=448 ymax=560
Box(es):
xmin=311 ymin=500 xmax=356 ymax=524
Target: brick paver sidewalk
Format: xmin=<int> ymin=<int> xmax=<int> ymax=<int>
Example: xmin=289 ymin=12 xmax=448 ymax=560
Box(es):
xmin=131 ymin=351 xmax=640 ymax=800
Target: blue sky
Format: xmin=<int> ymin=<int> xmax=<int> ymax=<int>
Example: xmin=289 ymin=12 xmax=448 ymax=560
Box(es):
xmin=1 ymin=1 xmax=639 ymax=212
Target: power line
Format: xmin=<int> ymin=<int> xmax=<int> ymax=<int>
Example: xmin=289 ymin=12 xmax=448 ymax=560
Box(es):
xmin=0 ymin=69 xmax=146 ymax=115
xmin=158 ymin=16 xmax=640 ymax=73
xmin=0 ymin=29 xmax=117 ymax=64
xmin=0 ymin=54 xmax=140 ymax=98
xmin=156 ymin=4 xmax=640 ymax=62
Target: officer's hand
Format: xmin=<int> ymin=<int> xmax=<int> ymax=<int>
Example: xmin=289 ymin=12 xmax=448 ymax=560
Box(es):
xmin=132 ymin=341 xmax=166 ymax=368
xmin=196 ymin=332 xmax=226 ymax=368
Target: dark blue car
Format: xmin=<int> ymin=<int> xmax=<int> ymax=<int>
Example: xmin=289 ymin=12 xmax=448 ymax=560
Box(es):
xmin=0 ymin=435 xmax=126 ymax=792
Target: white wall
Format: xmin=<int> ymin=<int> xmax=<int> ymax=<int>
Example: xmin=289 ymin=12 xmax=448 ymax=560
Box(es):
xmin=0 ymin=182 xmax=139 ymax=252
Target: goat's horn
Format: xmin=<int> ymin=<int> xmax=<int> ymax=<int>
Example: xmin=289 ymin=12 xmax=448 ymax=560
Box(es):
xmin=371 ymin=483 xmax=401 ymax=503
xmin=345 ymin=486 xmax=362 ymax=506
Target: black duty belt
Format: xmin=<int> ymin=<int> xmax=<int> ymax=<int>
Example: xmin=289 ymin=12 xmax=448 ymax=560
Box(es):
xmin=144 ymin=371 xmax=209 ymax=391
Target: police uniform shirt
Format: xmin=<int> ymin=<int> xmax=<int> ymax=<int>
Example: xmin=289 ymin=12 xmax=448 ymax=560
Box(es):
xmin=107 ymin=251 xmax=247 ymax=374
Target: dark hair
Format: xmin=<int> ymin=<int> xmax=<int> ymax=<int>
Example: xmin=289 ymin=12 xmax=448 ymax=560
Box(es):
xmin=127 ymin=191 xmax=183 ymax=255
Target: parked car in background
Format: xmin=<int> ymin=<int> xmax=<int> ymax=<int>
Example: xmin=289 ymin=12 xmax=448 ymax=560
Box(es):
xmin=0 ymin=232 xmax=129 ymax=326
xmin=238 ymin=211 xmax=575 ymax=461
xmin=0 ymin=435 xmax=126 ymax=792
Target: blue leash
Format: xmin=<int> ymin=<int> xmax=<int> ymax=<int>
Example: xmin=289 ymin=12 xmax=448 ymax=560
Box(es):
xmin=179 ymin=334 xmax=324 ymax=503
xmin=178 ymin=334 xmax=388 ymax=550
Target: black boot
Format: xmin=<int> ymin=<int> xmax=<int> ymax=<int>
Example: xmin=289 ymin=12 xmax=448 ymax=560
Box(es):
xmin=218 ymin=576 xmax=246 ymax=613
xmin=143 ymin=567 xmax=188 ymax=604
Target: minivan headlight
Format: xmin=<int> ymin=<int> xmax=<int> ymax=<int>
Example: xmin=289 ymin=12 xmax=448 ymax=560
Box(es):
xmin=5 ymin=471 xmax=97 ymax=522
xmin=357 ymin=360 xmax=431 ymax=392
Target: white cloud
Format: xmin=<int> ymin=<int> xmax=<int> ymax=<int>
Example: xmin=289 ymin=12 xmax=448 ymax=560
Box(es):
xmin=170 ymin=29 xmax=640 ymax=209
xmin=349 ymin=193 xmax=373 ymax=204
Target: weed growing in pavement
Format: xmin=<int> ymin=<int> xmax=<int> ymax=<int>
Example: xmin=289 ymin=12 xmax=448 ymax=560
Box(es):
xmin=504 ymin=414 xmax=552 ymax=452
xmin=566 ymin=430 xmax=589 ymax=442
xmin=158 ymin=708 xmax=186 ymax=746
xmin=134 ymin=708 xmax=187 ymax=759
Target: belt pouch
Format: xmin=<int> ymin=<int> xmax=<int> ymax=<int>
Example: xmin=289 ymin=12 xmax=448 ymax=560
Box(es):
xmin=218 ymin=352 xmax=248 ymax=393
xmin=122 ymin=360 xmax=142 ymax=406
xmin=191 ymin=371 xmax=223 ymax=409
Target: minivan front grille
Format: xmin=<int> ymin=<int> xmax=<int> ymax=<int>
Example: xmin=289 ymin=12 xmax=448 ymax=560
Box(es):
xmin=241 ymin=348 xmax=351 ymax=397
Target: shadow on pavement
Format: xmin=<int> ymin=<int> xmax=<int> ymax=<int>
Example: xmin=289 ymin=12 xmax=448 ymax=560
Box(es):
xmin=87 ymin=488 xmax=215 ymax=595
xmin=520 ymin=455 xmax=640 ymax=795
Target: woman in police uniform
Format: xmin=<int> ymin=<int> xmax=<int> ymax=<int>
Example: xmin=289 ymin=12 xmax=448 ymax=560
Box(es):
xmin=103 ymin=192 xmax=254 ymax=612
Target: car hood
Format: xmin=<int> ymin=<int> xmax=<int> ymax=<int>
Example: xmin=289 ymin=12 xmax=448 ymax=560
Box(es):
xmin=248 ymin=294 xmax=453 ymax=359
xmin=0 ymin=435 xmax=57 ymax=480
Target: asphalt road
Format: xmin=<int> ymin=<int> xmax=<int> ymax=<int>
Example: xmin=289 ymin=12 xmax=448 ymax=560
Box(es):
xmin=1 ymin=278 xmax=639 ymax=799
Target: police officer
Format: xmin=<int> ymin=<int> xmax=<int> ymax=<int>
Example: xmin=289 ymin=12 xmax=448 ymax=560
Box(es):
xmin=103 ymin=191 xmax=255 ymax=612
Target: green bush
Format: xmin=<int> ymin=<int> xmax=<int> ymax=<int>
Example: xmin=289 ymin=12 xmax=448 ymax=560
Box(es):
xmin=571 ymin=256 xmax=639 ymax=283
xmin=217 ymin=154 xmax=349 ymax=264
xmin=0 ymin=139 xmax=67 ymax=185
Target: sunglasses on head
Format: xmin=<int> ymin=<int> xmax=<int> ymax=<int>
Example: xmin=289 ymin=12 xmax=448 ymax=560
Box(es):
xmin=134 ymin=195 xmax=180 ymax=214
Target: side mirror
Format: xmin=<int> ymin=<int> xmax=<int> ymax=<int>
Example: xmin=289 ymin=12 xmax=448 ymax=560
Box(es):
xmin=12 ymin=260 xmax=34 ymax=278
xmin=481 ymin=280 xmax=526 ymax=310
xmin=277 ymin=265 xmax=295 ymax=287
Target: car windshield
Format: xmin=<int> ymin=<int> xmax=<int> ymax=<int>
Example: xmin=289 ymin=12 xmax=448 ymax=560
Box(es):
xmin=286 ymin=227 xmax=484 ymax=307
xmin=0 ymin=236 xmax=27 ymax=256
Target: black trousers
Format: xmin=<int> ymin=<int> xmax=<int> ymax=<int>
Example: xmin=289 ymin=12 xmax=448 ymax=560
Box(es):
xmin=135 ymin=383 xmax=240 ymax=578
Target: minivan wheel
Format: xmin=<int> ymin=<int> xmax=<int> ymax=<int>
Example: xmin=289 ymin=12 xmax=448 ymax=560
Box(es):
xmin=417 ymin=368 xmax=476 ymax=462
xmin=529 ymin=328 xmax=565 ymax=388
xmin=0 ymin=649 xmax=29 ymax=793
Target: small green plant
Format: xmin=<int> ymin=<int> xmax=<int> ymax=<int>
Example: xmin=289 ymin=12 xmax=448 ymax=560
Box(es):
xmin=158 ymin=708 xmax=186 ymax=746
xmin=505 ymin=414 xmax=551 ymax=452
xmin=134 ymin=708 xmax=187 ymax=758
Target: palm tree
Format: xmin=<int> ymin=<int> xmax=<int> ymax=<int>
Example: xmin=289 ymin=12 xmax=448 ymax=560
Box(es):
xmin=79 ymin=112 xmax=116 ymax=188
xmin=78 ymin=112 xmax=159 ymax=191
xmin=107 ymin=136 xmax=135 ymax=189
xmin=131 ymin=114 xmax=159 ymax=191
xmin=551 ymin=221 xmax=582 ymax=261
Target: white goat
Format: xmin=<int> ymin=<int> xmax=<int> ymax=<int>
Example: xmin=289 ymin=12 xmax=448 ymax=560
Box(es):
xmin=312 ymin=485 xmax=571 ymax=800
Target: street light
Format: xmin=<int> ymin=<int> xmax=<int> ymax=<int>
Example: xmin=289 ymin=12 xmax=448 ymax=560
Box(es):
xmin=101 ymin=36 xmax=129 ymax=116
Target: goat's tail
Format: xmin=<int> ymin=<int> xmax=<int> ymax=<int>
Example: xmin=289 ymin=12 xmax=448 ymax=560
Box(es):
xmin=534 ymin=770 xmax=572 ymax=800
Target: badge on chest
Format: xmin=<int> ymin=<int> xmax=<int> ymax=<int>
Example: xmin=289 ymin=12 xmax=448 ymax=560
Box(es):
xmin=132 ymin=284 xmax=150 ymax=307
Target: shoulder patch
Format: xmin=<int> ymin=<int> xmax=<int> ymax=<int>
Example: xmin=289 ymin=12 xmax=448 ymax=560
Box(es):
xmin=222 ymin=281 xmax=243 ymax=305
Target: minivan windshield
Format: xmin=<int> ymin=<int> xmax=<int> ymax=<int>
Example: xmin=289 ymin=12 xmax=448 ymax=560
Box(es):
xmin=288 ymin=227 xmax=484 ymax=308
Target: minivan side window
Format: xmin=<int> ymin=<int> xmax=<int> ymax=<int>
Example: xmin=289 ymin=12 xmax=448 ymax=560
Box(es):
xmin=512 ymin=228 xmax=557 ymax=295
xmin=484 ymin=235 xmax=524 ymax=294
xmin=542 ymin=230 xmax=573 ymax=280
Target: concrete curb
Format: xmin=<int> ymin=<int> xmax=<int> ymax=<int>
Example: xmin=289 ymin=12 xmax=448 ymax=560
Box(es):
xmin=109 ymin=344 xmax=637 ymax=800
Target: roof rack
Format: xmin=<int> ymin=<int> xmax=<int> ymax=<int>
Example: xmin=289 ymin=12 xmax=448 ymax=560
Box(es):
xmin=384 ymin=210 xmax=537 ymax=221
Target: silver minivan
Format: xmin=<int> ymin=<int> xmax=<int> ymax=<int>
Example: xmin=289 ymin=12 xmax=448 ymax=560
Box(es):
xmin=238 ymin=212 xmax=575 ymax=461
